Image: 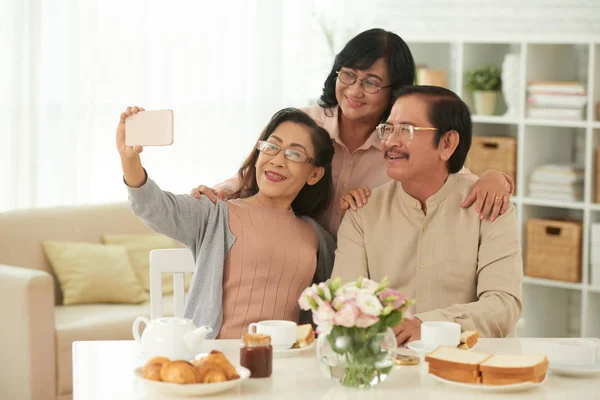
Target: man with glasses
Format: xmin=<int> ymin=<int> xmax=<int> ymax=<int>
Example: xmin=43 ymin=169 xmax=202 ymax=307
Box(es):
xmin=331 ymin=86 xmax=523 ymax=345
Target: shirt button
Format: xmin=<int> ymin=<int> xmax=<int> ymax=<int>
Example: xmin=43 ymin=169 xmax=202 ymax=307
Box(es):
xmin=419 ymin=298 xmax=425 ymax=303
xmin=420 ymin=262 xmax=425 ymax=268
xmin=422 ymin=226 xmax=428 ymax=232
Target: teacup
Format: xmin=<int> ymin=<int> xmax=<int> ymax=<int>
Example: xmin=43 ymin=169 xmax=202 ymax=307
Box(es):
xmin=248 ymin=320 xmax=297 ymax=350
xmin=421 ymin=321 xmax=461 ymax=347
xmin=549 ymin=338 xmax=600 ymax=366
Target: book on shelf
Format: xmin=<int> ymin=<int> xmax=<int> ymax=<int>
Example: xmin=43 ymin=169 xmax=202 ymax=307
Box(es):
xmin=527 ymin=107 xmax=584 ymax=120
xmin=530 ymin=164 xmax=584 ymax=185
xmin=527 ymin=94 xmax=587 ymax=108
xmin=527 ymin=81 xmax=587 ymax=95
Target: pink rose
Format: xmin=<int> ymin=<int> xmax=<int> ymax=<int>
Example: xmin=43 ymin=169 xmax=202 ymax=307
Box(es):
xmin=355 ymin=313 xmax=379 ymax=328
xmin=379 ymin=288 xmax=407 ymax=310
xmin=314 ymin=302 xmax=335 ymax=327
xmin=332 ymin=291 xmax=358 ymax=310
xmin=333 ymin=300 xmax=360 ymax=327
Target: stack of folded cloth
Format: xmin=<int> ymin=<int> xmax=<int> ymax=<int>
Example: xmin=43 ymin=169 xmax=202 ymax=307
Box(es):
xmin=529 ymin=164 xmax=584 ymax=201
xmin=527 ymin=81 xmax=587 ymax=121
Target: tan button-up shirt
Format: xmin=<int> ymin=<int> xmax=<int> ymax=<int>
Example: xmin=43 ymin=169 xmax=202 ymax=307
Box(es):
xmin=331 ymin=174 xmax=523 ymax=338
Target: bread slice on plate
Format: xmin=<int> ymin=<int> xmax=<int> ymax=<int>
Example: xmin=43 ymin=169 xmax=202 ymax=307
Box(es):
xmin=480 ymin=354 xmax=548 ymax=385
xmin=425 ymin=347 xmax=492 ymax=384
xmin=291 ymin=324 xmax=315 ymax=348
xmin=458 ymin=331 xmax=479 ymax=350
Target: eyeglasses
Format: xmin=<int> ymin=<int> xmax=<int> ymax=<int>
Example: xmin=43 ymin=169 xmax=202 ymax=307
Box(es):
xmin=376 ymin=123 xmax=439 ymax=142
xmin=256 ymin=141 xmax=316 ymax=164
xmin=336 ymin=70 xmax=391 ymax=94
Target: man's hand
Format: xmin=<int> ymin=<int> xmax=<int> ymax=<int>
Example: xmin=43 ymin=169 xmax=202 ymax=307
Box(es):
xmin=393 ymin=317 xmax=422 ymax=346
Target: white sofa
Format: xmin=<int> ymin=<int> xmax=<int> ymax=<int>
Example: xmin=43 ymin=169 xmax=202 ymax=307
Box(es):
xmin=0 ymin=203 xmax=174 ymax=400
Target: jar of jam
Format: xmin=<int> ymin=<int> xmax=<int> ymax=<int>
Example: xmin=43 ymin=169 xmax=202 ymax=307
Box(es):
xmin=240 ymin=333 xmax=272 ymax=378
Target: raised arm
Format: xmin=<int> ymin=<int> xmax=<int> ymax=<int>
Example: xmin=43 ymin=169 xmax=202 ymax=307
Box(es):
xmin=117 ymin=106 xmax=216 ymax=249
xmin=416 ymin=204 xmax=523 ymax=337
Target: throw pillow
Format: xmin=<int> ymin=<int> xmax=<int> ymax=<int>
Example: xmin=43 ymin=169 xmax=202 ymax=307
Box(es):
xmin=42 ymin=241 xmax=149 ymax=305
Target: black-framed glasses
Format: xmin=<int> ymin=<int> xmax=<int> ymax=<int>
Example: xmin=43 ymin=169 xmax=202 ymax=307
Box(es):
xmin=376 ymin=123 xmax=439 ymax=142
xmin=336 ymin=70 xmax=392 ymax=94
xmin=256 ymin=141 xmax=316 ymax=164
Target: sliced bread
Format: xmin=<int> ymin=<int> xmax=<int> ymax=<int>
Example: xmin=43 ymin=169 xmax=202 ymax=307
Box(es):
xmin=480 ymin=354 xmax=548 ymax=385
xmin=458 ymin=330 xmax=479 ymax=350
xmin=425 ymin=347 xmax=492 ymax=376
xmin=291 ymin=324 xmax=315 ymax=348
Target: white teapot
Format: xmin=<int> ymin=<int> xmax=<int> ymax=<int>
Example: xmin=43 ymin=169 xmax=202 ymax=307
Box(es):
xmin=132 ymin=316 xmax=212 ymax=361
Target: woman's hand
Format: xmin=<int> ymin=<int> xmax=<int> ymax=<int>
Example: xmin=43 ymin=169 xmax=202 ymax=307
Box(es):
xmin=461 ymin=170 xmax=512 ymax=221
xmin=190 ymin=185 xmax=230 ymax=203
xmin=340 ymin=187 xmax=371 ymax=212
xmin=116 ymin=106 xmax=145 ymax=159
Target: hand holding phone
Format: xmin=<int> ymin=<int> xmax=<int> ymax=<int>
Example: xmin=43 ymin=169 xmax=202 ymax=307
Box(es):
xmin=125 ymin=109 xmax=174 ymax=147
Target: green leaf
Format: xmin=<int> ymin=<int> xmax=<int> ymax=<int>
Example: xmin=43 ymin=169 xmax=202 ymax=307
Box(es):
xmin=464 ymin=65 xmax=502 ymax=91
xmin=383 ymin=311 xmax=403 ymax=328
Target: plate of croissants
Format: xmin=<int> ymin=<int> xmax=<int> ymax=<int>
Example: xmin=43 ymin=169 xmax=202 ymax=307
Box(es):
xmin=136 ymin=350 xmax=250 ymax=396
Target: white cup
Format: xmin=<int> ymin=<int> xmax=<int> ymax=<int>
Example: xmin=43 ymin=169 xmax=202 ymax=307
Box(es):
xmin=421 ymin=321 xmax=461 ymax=347
xmin=549 ymin=339 xmax=600 ymax=366
xmin=248 ymin=320 xmax=297 ymax=350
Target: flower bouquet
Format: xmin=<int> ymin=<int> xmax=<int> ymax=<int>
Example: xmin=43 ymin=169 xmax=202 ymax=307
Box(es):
xmin=299 ymin=277 xmax=413 ymax=388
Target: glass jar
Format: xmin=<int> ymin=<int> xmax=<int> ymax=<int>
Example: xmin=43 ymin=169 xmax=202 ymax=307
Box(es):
xmin=240 ymin=333 xmax=272 ymax=378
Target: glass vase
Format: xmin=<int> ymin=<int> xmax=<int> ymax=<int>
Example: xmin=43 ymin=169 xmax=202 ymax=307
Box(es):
xmin=316 ymin=326 xmax=397 ymax=389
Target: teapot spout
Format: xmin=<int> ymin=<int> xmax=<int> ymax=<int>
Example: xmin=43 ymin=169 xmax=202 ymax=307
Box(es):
xmin=184 ymin=325 xmax=213 ymax=355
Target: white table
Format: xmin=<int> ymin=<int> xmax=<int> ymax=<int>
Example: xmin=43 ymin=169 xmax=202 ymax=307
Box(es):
xmin=72 ymin=338 xmax=600 ymax=399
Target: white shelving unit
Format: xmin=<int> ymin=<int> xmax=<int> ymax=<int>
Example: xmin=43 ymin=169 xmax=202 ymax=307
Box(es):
xmin=405 ymin=37 xmax=600 ymax=339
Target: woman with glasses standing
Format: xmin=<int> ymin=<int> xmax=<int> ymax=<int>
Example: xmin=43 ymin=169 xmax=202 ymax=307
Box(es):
xmin=117 ymin=106 xmax=335 ymax=339
xmin=191 ymin=28 xmax=514 ymax=237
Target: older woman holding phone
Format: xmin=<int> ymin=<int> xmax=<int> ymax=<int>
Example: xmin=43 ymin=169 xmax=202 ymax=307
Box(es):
xmin=117 ymin=106 xmax=336 ymax=339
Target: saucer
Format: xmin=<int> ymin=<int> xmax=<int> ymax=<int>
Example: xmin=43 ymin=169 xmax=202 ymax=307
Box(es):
xmin=407 ymin=340 xmax=474 ymax=354
xmin=273 ymin=341 xmax=315 ymax=358
xmin=407 ymin=340 xmax=439 ymax=354
xmin=429 ymin=373 xmax=545 ymax=393
xmin=549 ymin=361 xmax=600 ymax=377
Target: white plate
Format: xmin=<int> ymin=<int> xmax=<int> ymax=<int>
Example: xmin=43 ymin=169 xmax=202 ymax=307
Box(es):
xmin=549 ymin=361 xmax=600 ymax=377
xmin=407 ymin=340 xmax=473 ymax=354
xmin=429 ymin=373 xmax=546 ymax=393
xmin=273 ymin=341 xmax=315 ymax=358
xmin=135 ymin=366 xmax=250 ymax=396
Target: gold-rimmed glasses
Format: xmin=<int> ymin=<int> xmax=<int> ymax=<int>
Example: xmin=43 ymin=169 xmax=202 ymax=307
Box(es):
xmin=376 ymin=123 xmax=439 ymax=142
xmin=256 ymin=141 xmax=316 ymax=164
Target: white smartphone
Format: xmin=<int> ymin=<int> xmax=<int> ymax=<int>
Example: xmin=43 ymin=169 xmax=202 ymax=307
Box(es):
xmin=125 ymin=109 xmax=174 ymax=146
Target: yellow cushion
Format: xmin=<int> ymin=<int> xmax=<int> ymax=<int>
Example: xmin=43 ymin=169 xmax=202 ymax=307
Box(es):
xmin=101 ymin=233 xmax=191 ymax=294
xmin=42 ymin=241 xmax=149 ymax=305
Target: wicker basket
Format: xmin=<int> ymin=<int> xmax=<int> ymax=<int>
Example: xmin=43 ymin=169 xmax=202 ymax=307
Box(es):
xmin=526 ymin=219 xmax=582 ymax=282
xmin=465 ymin=136 xmax=517 ymax=193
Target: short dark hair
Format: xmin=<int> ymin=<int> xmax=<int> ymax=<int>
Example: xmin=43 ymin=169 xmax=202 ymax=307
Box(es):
xmin=235 ymin=108 xmax=335 ymax=217
xmin=318 ymin=28 xmax=415 ymax=121
xmin=392 ymin=85 xmax=472 ymax=174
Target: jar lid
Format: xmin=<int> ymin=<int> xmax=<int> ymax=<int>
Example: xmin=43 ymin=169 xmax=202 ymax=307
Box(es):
xmin=242 ymin=333 xmax=271 ymax=347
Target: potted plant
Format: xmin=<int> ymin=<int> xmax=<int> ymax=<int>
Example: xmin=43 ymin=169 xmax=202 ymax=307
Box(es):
xmin=465 ymin=65 xmax=502 ymax=116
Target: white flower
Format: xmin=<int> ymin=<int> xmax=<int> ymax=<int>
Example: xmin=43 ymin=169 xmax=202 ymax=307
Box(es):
xmin=318 ymin=282 xmax=332 ymax=302
xmin=355 ymin=293 xmax=384 ymax=317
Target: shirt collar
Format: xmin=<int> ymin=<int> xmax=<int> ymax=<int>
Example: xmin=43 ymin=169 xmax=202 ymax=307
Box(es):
xmin=397 ymin=173 xmax=458 ymax=210
xmin=328 ymin=106 xmax=384 ymax=152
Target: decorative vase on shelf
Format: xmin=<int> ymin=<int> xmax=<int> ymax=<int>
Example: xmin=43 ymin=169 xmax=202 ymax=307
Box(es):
xmin=298 ymin=276 xmax=413 ymax=389
xmin=317 ymin=326 xmax=397 ymax=388
xmin=473 ymin=91 xmax=499 ymax=116
xmin=502 ymin=53 xmax=520 ymax=118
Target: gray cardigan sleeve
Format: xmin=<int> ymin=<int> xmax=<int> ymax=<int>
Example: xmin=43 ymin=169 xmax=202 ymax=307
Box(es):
xmin=126 ymin=176 xmax=215 ymax=251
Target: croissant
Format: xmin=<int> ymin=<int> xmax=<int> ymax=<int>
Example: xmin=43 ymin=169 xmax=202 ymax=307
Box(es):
xmin=160 ymin=361 xmax=197 ymax=384
xmin=194 ymin=361 xmax=228 ymax=383
xmin=143 ymin=356 xmax=170 ymax=376
xmin=143 ymin=363 xmax=163 ymax=381
xmin=203 ymin=350 xmax=240 ymax=380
